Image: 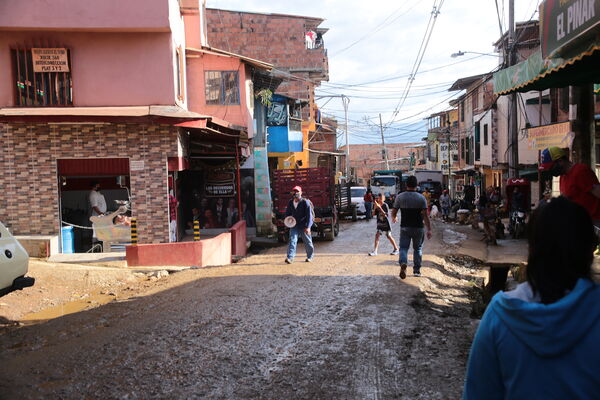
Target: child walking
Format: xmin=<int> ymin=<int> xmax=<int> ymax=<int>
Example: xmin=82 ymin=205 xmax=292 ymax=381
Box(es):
xmin=369 ymin=193 xmax=399 ymax=256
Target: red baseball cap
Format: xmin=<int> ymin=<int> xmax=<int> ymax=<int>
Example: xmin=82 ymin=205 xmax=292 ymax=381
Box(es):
xmin=291 ymin=186 xmax=302 ymax=192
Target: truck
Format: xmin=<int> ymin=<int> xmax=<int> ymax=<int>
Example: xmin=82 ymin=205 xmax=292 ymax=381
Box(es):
xmin=370 ymin=170 xmax=403 ymax=205
xmin=407 ymin=169 xmax=444 ymax=198
xmin=272 ymin=167 xmax=339 ymax=242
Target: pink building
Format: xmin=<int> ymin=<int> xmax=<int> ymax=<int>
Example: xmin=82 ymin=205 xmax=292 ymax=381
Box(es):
xmin=0 ymin=0 xmax=274 ymax=254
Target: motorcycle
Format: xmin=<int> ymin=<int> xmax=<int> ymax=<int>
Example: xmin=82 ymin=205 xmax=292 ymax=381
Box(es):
xmin=509 ymin=209 xmax=527 ymax=239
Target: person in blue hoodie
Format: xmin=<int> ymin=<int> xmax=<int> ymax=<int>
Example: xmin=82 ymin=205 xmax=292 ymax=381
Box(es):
xmin=284 ymin=185 xmax=314 ymax=264
xmin=464 ymin=196 xmax=600 ymax=399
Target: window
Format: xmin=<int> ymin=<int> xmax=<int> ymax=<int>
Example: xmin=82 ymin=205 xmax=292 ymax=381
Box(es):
xmin=460 ymin=101 xmax=465 ymax=122
xmin=205 ymin=71 xmax=240 ymax=105
xmin=11 ymin=48 xmax=73 ymax=106
xmin=176 ymin=47 xmax=185 ymax=101
xmin=461 ymin=138 xmax=466 ymax=160
xmin=483 ymin=124 xmax=489 ymax=146
xmin=472 ymin=88 xmax=479 ymax=111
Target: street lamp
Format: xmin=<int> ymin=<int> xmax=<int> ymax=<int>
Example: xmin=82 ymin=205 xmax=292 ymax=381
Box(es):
xmin=450 ymin=50 xmax=501 ymax=58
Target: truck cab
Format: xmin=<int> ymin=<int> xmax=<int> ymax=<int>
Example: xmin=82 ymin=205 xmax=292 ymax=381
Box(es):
xmin=370 ymin=175 xmax=401 ymax=205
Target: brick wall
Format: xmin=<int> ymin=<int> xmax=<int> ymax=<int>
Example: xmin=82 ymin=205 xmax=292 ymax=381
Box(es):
xmin=206 ymin=9 xmax=328 ymax=102
xmin=0 ymin=122 xmax=181 ymax=244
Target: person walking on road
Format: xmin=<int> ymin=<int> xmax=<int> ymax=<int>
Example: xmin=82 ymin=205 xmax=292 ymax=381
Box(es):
xmin=439 ymin=190 xmax=451 ymax=221
xmin=284 ymin=186 xmax=314 ymax=264
xmin=463 ymin=197 xmax=600 ymax=399
xmin=368 ymin=193 xmax=399 ymax=256
xmin=363 ymin=188 xmax=374 ymax=220
xmin=391 ymin=176 xmax=432 ymax=278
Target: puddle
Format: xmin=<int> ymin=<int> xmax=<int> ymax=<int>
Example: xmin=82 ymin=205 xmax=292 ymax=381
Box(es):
xmin=443 ymin=229 xmax=467 ymax=245
xmin=20 ymin=294 xmax=116 ymax=325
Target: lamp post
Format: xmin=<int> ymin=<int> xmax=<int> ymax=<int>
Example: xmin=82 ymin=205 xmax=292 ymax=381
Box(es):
xmin=450 ymin=50 xmax=501 ymax=58
xmin=445 ymin=121 xmax=452 ymax=197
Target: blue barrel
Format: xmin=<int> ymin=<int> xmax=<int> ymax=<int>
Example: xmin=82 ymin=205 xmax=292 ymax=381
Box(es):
xmin=61 ymin=226 xmax=74 ymax=254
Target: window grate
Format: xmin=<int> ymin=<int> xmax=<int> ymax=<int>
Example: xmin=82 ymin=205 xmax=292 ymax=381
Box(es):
xmin=11 ymin=48 xmax=73 ymax=106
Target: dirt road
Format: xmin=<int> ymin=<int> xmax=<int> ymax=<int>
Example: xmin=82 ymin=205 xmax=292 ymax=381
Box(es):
xmin=0 ymin=219 xmax=485 ymax=399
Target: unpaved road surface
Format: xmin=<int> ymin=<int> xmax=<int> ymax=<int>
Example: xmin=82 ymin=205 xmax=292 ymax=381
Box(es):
xmin=0 ymin=220 xmax=484 ymax=399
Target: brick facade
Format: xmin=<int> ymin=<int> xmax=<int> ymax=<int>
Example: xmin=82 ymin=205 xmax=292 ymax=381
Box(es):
xmin=206 ymin=8 xmax=328 ymax=109
xmin=0 ymin=122 xmax=182 ymax=244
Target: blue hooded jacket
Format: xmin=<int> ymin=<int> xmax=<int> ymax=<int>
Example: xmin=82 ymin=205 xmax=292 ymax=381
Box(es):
xmin=464 ymin=278 xmax=600 ymax=399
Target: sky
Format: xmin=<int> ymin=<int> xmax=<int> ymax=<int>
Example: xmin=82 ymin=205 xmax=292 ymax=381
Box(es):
xmin=207 ymin=0 xmax=542 ymax=144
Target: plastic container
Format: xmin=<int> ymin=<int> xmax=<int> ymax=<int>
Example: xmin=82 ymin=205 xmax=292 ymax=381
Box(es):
xmin=61 ymin=226 xmax=74 ymax=254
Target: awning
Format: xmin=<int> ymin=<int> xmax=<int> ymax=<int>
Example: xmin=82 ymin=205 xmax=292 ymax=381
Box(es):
xmin=493 ymin=44 xmax=600 ymax=95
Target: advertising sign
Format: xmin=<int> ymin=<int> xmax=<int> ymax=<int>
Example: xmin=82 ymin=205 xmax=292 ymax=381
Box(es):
xmin=527 ymin=121 xmax=573 ymax=150
xmin=205 ymin=172 xmax=235 ymax=197
xmin=540 ymin=0 xmax=600 ymax=57
xmin=32 ymin=48 xmax=69 ymax=72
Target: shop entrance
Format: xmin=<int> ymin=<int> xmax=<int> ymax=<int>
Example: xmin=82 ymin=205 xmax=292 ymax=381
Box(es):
xmin=57 ymin=158 xmax=131 ymax=253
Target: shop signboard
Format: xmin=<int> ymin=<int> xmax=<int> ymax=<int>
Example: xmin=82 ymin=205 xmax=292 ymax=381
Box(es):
xmin=32 ymin=48 xmax=69 ymax=72
xmin=540 ymin=0 xmax=600 ymax=58
xmin=205 ymin=172 xmax=235 ymax=197
xmin=527 ymin=121 xmax=573 ymax=150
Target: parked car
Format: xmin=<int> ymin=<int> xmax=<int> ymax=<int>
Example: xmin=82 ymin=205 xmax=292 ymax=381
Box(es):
xmin=351 ymin=186 xmax=367 ymax=215
xmin=1 ymin=222 xmax=35 ymax=296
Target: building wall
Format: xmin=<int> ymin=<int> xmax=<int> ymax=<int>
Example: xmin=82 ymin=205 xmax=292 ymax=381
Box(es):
xmin=0 ymin=31 xmax=178 ymax=107
xmin=0 ymin=0 xmax=172 ymax=31
xmin=475 ymin=110 xmax=494 ymax=167
xmin=186 ymin=53 xmax=254 ymax=135
xmin=342 ymin=143 xmax=419 ymax=184
xmin=0 ymin=122 xmax=181 ymax=244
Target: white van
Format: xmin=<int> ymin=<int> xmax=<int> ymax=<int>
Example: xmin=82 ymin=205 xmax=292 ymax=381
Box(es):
xmin=0 ymin=222 xmax=34 ymax=296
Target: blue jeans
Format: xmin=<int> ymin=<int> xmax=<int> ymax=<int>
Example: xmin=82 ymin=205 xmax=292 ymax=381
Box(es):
xmin=287 ymin=226 xmax=314 ymax=261
xmin=364 ymin=202 xmax=373 ymax=219
xmin=399 ymin=227 xmax=425 ymax=272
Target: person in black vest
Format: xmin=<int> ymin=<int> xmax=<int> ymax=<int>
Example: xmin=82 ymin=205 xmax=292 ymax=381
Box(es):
xmin=284 ymin=186 xmax=314 ymax=264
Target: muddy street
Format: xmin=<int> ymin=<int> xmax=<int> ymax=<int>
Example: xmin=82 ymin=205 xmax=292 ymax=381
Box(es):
xmin=0 ymin=219 xmax=484 ymax=399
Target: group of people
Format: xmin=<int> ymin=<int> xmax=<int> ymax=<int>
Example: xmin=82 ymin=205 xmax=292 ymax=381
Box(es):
xmin=187 ymin=197 xmax=239 ymax=230
xmin=283 ymin=176 xmax=432 ymax=279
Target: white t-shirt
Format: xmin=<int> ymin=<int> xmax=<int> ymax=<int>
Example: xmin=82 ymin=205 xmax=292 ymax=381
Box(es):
xmin=89 ymin=190 xmax=107 ymax=216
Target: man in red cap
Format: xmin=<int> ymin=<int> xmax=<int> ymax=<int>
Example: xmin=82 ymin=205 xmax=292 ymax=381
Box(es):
xmin=284 ymin=186 xmax=314 ymax=264
xmin=540 ymin=146 xmax=600 ymax=225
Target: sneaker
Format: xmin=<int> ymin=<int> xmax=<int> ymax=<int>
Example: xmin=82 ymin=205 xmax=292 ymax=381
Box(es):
xmin=390 ymin=249 xmax=399 ymax=255
xmin=368 ymin=251 xmax=377 ymax=256
xmin=399 ymin=264 xmax=407 ymax=279
xmin=285 ymin=258 xmax=292 ymax=264
xmin=305 ymin=257 xmax=313 ymax=262
xmin=414 ymin=271 xmax=422 ymax=277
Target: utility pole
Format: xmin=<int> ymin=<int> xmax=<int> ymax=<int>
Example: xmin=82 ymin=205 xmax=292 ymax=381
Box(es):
xmin=508 ymin=0 xmax=519 ymax=178
xmin=379 ymin=113 xmax=390 ymax=170
xmin=446 ymin=121 xmax=452 ymax=197
xmin=342 ymin=95 xmax=350 ymax=182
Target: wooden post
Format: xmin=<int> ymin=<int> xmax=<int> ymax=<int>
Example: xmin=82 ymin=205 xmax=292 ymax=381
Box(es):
xmin=130 ymin=218 xmax=138 ymax=245
xmin=194 ymin=220 xmax=200 ymax=241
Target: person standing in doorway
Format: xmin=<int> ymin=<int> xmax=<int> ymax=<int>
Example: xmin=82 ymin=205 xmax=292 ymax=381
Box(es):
xmin=363 ymin=188 xmax=374 ymax=220
xmin=89 ymin=181 xmax=107 ymax=217
xmin=168 ymin=190 xmax=178 ymax=242
xmin=368 ymin=193 xmax=399 ymax=256
xmin=284 ymin=186 xmax=314 ymax=264
xmin=391 ymin=176 xmax=432 ymax=278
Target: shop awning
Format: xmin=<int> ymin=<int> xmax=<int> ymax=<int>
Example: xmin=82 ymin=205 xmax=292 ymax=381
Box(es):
xmin=493 ymin=44 xmax=600 ymax=95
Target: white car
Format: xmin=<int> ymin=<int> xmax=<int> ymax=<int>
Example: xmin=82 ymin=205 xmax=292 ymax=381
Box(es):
xmin=351 ymin=186 xmax=367 ymax=214
xmin=1 ymin=222 xmax=34 ymax=296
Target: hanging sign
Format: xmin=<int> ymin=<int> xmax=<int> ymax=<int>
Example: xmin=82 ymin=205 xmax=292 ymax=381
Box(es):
xmin=32 ymin=48 xmax=69 ymax=72
xmin=205 ymin=172 xmax=235 ymax=197
xmin=527 ymin=121 xmax=573 ymax=150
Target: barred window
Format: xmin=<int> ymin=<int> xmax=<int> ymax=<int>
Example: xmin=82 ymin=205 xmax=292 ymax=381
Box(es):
xmin=205 ymin=71 xmax=240 ymax=105
xmin=11 ymin=48 xmax=73 ymax=106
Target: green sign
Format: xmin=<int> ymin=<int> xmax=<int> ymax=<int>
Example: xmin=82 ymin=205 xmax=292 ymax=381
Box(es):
xmin=540 ymin=0 xmax=600 ymax=58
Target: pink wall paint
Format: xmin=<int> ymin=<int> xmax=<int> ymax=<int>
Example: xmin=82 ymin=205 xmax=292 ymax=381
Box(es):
xmin=0 ymin=31 xmax=176 ymax=107
xmin=187 ymin=53 xmax=254 ymax=135
xmin=183 ymin=14 xmax=203 ymax=49
xmin=0 ymin=0 xmax=171 ymax=32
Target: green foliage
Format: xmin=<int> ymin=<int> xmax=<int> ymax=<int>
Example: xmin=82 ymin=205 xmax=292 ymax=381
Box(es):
xmin=255 ymin=89 xmax=273 ymax=107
